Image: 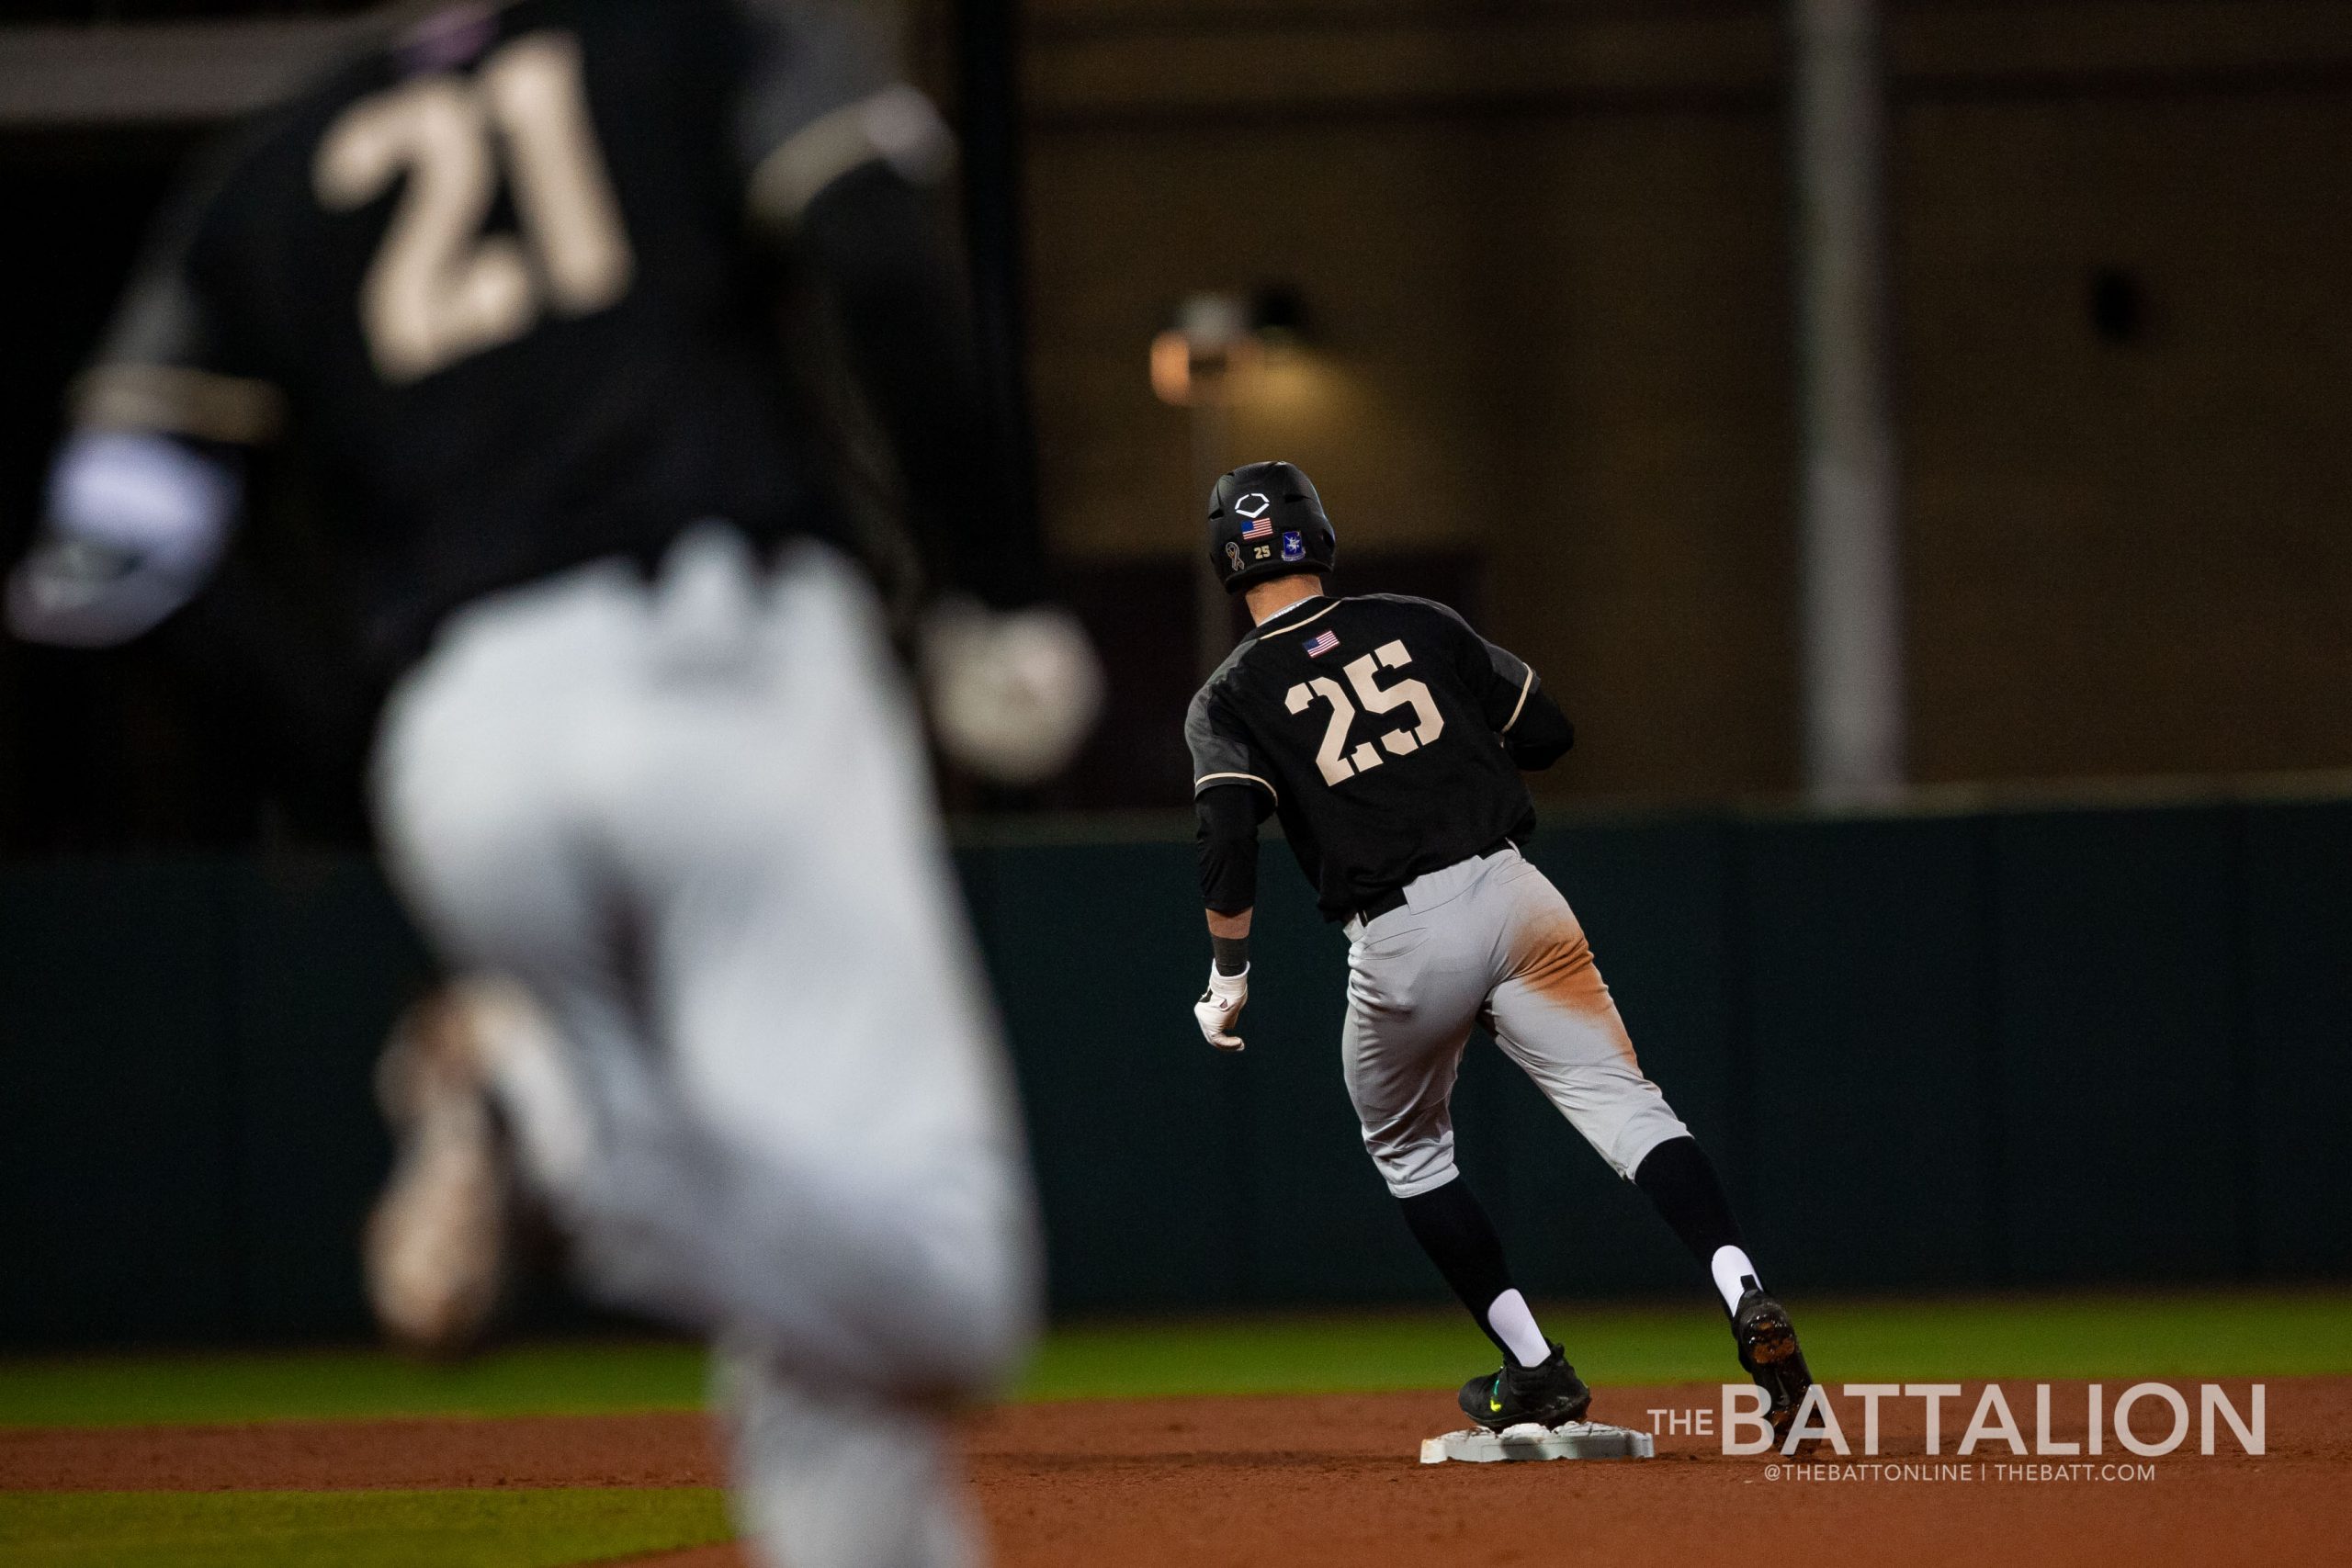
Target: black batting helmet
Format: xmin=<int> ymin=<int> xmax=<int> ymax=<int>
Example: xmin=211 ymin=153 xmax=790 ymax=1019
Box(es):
xmin=1206 ymin=460 xmax=1336 ymax=594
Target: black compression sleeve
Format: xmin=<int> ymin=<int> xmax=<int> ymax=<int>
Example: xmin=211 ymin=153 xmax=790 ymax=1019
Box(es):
xmin=1195 ymin=784 xmax=1265 ymax=915
xmin=1397 ymin=1177 xmax=1521 ymax=1360
xmin=1633 ymin=1136 xmax=1747 ymax=1277
xmin=797 ymin=164 xmax=1038 ymax=608
xmin=1504 ymin=686 xmax=1575 ymax=771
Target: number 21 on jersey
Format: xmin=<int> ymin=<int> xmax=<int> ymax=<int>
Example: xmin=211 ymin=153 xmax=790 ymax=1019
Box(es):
xmin=314 ymin=31 xmax=635 ymax=384
xmin=1286 ymin=640 xmax=1445 ymax=786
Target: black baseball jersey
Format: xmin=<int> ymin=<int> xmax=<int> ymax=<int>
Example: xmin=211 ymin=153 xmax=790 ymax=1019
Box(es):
xmin=73 ymin=0 xmax=936 ymax=672
xmin=1186 ymin=593 xmax=1555 ymax=921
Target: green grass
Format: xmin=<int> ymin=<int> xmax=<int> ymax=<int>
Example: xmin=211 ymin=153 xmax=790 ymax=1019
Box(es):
xmin=0 ymin=1340 xmax=710 ymax=1430
xmin=0 ymin=1489 xmax=729 ymax=1568
xmin=3 ymin=1290 xmax=2346 ymax=1429
xmin=1028 ymin=1289 xmax=2352 ymax=1398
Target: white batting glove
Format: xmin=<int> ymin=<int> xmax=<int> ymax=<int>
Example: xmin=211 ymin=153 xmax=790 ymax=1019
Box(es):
xmin=1194 ymin=963 xmax=1249 ymax=1053
xmin=922 ymin=597 xmax=1105 ymax=785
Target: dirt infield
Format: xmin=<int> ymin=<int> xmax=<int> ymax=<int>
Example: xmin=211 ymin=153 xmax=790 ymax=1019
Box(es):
xmin=6 ymin=1379 xmax=2347 ymax=1568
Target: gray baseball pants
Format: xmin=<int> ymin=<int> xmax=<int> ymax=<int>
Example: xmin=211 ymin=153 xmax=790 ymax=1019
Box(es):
xmin=1341 ymin=845 xmax=1690 ymax=1198
xmin=374 ymin=529 xmax=1037 ymax=1568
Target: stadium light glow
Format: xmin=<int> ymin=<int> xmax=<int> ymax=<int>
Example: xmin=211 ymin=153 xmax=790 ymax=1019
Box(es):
xmin=1148 ymin=288 xmax=1307 ymax=406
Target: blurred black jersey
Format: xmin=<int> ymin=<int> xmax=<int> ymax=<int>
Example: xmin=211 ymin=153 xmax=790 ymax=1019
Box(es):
xmin=74 ymin=0 xmax=950 ymax=672
xmin=1186 ymin=594 xmax=1556 ymax=921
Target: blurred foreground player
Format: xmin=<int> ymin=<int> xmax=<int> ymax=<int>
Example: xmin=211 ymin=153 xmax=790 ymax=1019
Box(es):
xmin=7 ymin=4 xmax=1102 ymax=1563
xmin=1181 ymin=461 xmax=1814 ymax=1445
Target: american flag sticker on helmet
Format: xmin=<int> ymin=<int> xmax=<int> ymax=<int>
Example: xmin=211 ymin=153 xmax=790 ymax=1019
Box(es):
xmin=1240 ymin=517 xmax=1274 ymax=540
xmin=1305 ymin=630 xmax=1340 ymax=658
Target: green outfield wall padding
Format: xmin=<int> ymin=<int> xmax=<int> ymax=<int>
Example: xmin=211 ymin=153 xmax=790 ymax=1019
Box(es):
xmin=1991 ymin=807 xmax=2243 ymax=1283
xmin=1736 ymin=816 xmax=1997 ymax=1289
xmin=2241 ymin=804 xmax=2352 ymax=1276
xmin=961 ymin=838 xmax=1261 ymax=1311
xmin=1 ymin=799 xmax=2348 ymax=1347
xmin=0 ymin=863 xmax=245 ymax=1343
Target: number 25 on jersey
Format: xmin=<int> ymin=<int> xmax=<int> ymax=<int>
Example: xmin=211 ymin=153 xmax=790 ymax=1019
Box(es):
xmin=1286 ymin=640 xmax=1445 ymax=787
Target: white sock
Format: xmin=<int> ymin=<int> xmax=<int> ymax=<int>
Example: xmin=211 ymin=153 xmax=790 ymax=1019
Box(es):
xmin=1710 ymin=1245 xmax=1762 ymax=1315
xmin=1485 ymin=1289 xmax=1551 ymax=1369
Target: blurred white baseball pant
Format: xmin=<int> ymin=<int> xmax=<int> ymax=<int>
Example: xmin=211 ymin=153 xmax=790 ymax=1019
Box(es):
xmin=374 ymin=527 xmax=1037 ymax=1568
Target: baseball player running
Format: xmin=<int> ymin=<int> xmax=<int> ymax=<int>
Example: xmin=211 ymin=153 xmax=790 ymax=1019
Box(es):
xmin=1184 ymin=461 xmax=1815 ymax=1443
xmin=7 ymin=4 xmax=1101 ymax=1564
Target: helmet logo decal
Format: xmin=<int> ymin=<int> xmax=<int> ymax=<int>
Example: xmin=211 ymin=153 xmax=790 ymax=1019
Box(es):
xmin=1281 ymin=530 xmax=1306 ymax=562
xmin=1235 ymin=492 xmax=1272 ymax=519
xmin=1225 ymin=540 xmax=1244 ymax=572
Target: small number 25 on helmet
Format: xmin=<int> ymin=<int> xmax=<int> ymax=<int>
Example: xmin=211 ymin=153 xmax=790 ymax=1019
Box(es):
xmin=1205 ymin=460 xmax=1337 ymax=595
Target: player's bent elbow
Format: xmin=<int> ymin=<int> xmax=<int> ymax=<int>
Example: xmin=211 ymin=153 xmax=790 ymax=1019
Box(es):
xmin=1504 ymin=708 xmax=1575 ymax=771
xmin=1507 ymin=737 xmax=1573 ymax=772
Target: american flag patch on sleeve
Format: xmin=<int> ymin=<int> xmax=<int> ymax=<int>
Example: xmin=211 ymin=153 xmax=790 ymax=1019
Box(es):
xmin=1305 ymin=630 xmax=1340 ymax=658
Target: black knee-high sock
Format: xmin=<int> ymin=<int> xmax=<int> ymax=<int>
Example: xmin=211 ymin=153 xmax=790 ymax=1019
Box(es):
xmin=1397 ymin=1177 xmax=1524 ymax=1360
xmin=1634 ymin=1135 xmax=1749 ymax=1282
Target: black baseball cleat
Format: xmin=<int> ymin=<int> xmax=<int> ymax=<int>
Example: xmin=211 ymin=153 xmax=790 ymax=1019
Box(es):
xmin=1458 ymin=1343 xmax=1592 ymax=1432
xmin=1733 ymin=1287 xmax=1815 ymax=1448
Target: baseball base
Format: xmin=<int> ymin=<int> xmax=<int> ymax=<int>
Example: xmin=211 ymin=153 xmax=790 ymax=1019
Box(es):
xmin=1419 ymin=1422 xmax=1656 ymax=1463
